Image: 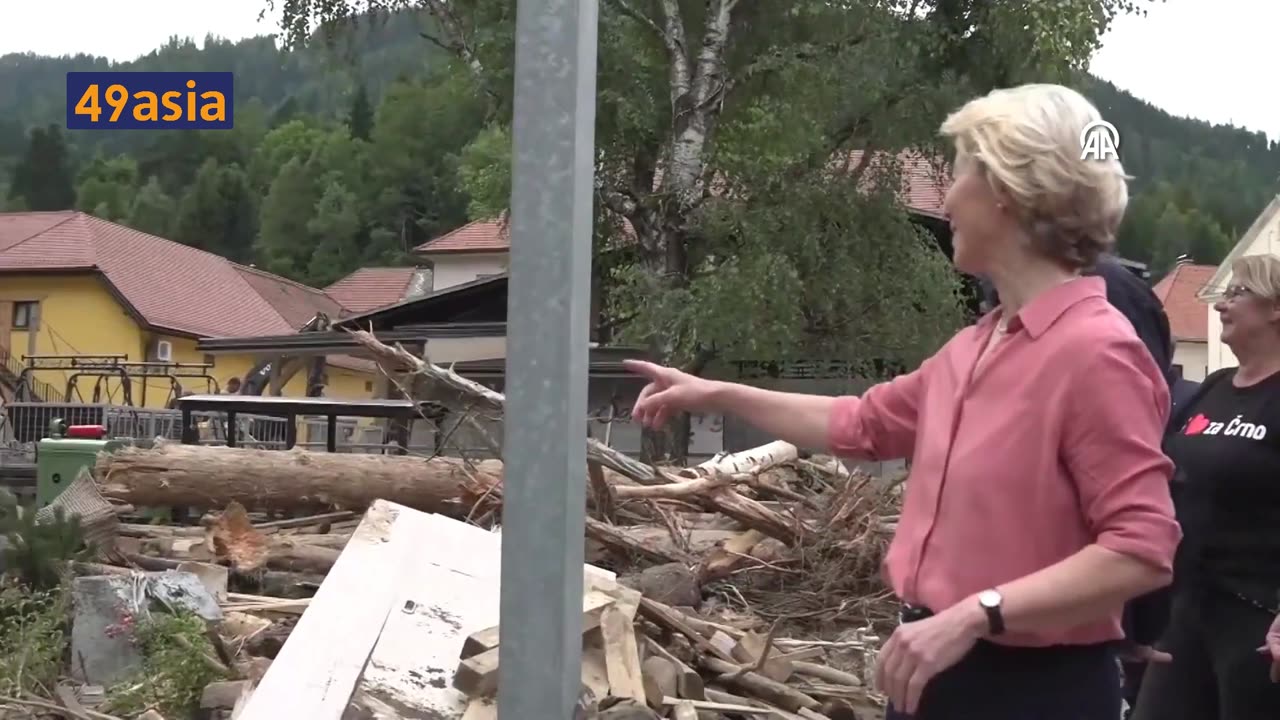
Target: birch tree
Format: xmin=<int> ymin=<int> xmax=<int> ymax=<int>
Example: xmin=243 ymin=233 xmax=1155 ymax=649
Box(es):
xmin=265 ymin=0 xmax=1155 ymax=461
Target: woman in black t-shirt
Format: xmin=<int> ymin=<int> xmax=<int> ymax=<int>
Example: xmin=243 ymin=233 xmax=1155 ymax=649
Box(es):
xmin=1132 ymin=255 xmax=1280 ymax=720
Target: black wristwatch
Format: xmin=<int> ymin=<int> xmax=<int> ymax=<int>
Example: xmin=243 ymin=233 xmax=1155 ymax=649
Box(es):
xmin=978 ymin=589 xmax=1005 ymax=636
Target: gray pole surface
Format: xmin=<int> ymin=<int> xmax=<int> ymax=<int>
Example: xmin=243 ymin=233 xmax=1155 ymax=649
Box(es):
xmin=498 ymin=0 xmax=599 ymax=718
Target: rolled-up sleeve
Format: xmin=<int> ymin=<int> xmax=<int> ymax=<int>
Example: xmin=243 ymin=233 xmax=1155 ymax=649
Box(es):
xmin=826 ymin=359 xmax=930 ymax=461
xmin=1062 ymin=339 xmax=1181 ymax=574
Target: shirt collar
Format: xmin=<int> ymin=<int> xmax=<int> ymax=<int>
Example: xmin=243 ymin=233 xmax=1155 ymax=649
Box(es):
xmin=991 ymin=276 xmax=1105 ymax=340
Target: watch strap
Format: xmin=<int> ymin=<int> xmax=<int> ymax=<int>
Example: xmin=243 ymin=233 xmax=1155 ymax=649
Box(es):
xmin=982 ymin=596 xmax=1005 ymax=636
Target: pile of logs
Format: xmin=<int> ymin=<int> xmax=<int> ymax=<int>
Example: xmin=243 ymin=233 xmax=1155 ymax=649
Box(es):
xmin=453 ymin=570 xmax=869 ymax=720
xmin=55 ymin=331 xmax=902 ymax=719
xmin=85 ymin=435 xmax=895 ymax=720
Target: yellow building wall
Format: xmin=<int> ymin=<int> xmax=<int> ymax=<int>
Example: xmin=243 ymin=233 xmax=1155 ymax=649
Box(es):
xmin=3 ymin=274 xmax=145 ymax=403
xmin=2 ymin=273 xmax=374 ymax=408
xmin=327 ymin=367 xmax=375 ymax=400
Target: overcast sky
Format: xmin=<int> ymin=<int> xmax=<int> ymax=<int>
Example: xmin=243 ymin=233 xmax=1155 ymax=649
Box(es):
xmin=1 ymin=0 xmax=1274 ymax=141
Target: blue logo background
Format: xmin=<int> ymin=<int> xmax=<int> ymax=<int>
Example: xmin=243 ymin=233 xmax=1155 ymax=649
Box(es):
xmin=66 ymin=72 xmax=234 ymax=130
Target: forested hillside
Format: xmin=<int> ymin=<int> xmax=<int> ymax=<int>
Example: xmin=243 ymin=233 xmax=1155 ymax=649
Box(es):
xmin=1089 ymin=78 xmax=1280 ymax=274
xmin=0 ymin=11 xmax=467 ymax=285
xmin=0 ymin=10 xmax=1274 ymax=293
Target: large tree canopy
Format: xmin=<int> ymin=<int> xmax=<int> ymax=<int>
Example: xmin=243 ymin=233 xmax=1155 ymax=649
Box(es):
xmin=264 ymin=0 xmax=1155 ymax=460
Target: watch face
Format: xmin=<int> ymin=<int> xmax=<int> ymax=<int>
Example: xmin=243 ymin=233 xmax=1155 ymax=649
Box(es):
xmin=978 ymin=590 xmax=1002 ymax=608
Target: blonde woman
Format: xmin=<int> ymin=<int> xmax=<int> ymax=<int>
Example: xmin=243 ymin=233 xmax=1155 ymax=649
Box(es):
xmin=625 ymin=84 xmax=1179 ymax=719
xmin=1130 ymin=254 xmax=1280 ymax=719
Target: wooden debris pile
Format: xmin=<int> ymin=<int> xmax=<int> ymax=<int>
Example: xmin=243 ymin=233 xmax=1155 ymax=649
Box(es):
xmin=76 ymin=432 xmax=898 ymax=719
xmin=29 ymin=330 xmax=906 ymax=718
xmin=453 ymin=572 xmax=873 ymax=720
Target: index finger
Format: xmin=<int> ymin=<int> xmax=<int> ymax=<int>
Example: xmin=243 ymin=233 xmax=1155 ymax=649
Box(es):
xmin=622 ymin=359 xmax=671 ymax=381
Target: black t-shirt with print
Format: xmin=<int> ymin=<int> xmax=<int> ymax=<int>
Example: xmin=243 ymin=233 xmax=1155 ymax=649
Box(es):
xmin=1164 ymin=367 xmax=1280 ymax=610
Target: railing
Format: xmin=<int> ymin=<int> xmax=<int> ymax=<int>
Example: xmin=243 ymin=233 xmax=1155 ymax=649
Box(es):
xmin=0 ymin=348 xmax=65 ymax=403
xmin=3 ymin=403 xmax=292 ymax=448
xmin=1 ymin=403 xmax=411 ymax=455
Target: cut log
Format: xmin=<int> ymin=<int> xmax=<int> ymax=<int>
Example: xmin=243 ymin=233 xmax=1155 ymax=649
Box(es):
xmin=641 ymin=656 xmax=678 ymax=709
xmin=97 ymin=441 xmax=648 ymax=517
xmin=683 ymin=442 xmax=806 ymax=545
xmin=641 ymin=637 xmax=704 ymax=700
xmin=698 ymin=529 xmax=767 ymax=581
xmin=791 ymin=662 xmax=862 ymax=687
xmin=700 ymin=656 xmax=821 ymax=712
xmin=97 ymin=442 xmax=505 ymax=514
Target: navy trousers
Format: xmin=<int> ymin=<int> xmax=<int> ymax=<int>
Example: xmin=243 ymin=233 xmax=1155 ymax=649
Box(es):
xmin=884 ymin=610 xmax=1122 ymax=720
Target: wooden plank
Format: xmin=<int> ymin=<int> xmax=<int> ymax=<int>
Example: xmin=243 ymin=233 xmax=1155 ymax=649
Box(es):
xmin=663 ymin=696 xmax=782 ymax=715
xmin=454 ymin=646 xmax=502 ymax=697
xmin=453 ymin=595 xmax=619 ymax=698
xmin=238 ymin=500 xmax=423 ymax=720
xmin=736 ymin=630 xmax=794 ymax=682
xmin=461 ymin=589 xmax=618 ymax=659
xmin=355 ymin=512 xmax=616 ymax=717
xmin=580 ymin=641 xmax=610 ymax=700
xmin=600 ymin=604 xmax=646 ymax=703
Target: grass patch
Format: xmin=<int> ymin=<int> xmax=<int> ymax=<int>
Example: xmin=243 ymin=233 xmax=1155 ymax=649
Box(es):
xmin=0 ymin=580 xmax=70 ymax=697
xmin=103 ymin=611 xmax=231 ymax=718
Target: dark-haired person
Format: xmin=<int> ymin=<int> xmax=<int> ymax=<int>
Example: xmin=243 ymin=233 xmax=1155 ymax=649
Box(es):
xmin=623 ymin=84 xmax=1179 ymax=720
xmin=1131 ymin=254 xmax=1280 ymax=719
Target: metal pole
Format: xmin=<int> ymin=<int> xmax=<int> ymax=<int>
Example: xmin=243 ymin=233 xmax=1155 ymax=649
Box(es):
xmin=499 ymin=0 xmax=598 ymax=718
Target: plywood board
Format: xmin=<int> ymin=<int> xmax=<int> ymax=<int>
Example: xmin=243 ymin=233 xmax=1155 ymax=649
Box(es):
xmin=239 ymin=500 xmax=424 ymax=720
xmin=353 ymin=513 xmax=615 ymax=717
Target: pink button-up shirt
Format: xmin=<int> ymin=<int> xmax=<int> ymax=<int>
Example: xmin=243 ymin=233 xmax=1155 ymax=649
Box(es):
xmin=828 ymin=277 xmax=1180 ymax=647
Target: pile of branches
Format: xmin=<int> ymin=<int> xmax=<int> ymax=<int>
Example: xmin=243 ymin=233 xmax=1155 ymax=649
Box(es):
xmin=348 ymin=332 xmax=904 ymax=673
xmin=54 ymin=331 xmax=905 ymax=718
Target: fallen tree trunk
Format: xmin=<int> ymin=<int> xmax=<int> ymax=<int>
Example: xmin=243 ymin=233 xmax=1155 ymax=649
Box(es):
xmin=96 ymin=442 xmax=505 ymax=514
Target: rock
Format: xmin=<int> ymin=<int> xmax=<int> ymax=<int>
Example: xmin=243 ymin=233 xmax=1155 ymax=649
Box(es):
xmin=201 ymin=679 xmax=252 ymax=709
xmin=597 ymin=698 xmax=661 ymax=720
xmin=622 ymin=563 xmax=701 ymax=608
xmin=148 ymin=570 xmax=223 ymax=622
xmin=70 ymin=576 xmax=146 ymax=686
xmin=821 ymin=699 xmax=862 ymax=720
xmin=220 ymin=611 xmax=273 ymax=643
xmin=71 ymin=571 xmax=223 ymax=685
xmin=177 ymin=560 xmax=229 ymax=602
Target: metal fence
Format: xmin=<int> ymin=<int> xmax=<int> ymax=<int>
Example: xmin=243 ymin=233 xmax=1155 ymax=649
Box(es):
xmin=0 ymin=349 xmax=65 ymax=403
xmin=1 ymin=403 xmax=293 ymax=447
xmin=0 ymin=402 xmax=430 ymax=455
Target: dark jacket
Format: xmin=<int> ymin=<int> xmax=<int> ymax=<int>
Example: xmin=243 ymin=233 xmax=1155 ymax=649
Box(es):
xmin=978 ymin=257 xmax=1176 ymax=387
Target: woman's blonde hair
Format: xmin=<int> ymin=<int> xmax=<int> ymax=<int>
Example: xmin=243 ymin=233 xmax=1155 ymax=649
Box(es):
xmin=1231 ymin=254 xmax=1280 ymax=301
xmin=940 ymin=83 xmax=1129 ymax=270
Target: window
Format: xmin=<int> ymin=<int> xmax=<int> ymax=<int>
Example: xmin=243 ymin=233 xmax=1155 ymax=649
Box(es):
xmin=11 ymin=301 xmax=36 ymax=329
xmin=365 ymin=380 xmax=374 ymax=392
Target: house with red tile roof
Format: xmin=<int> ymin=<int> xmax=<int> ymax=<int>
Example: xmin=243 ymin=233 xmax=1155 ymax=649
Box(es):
xmin=1153 ymin=261 xmax=1216 ymax=381
xmin=0 ymin=211 xmax=375 ymax=406
xmin=411 ymin=219 xmax=512 ymax=291
xmin=324 ymin=266 xmax=433 ymax=313
xmin=411 ymin=152 xmax=952 ymax=291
